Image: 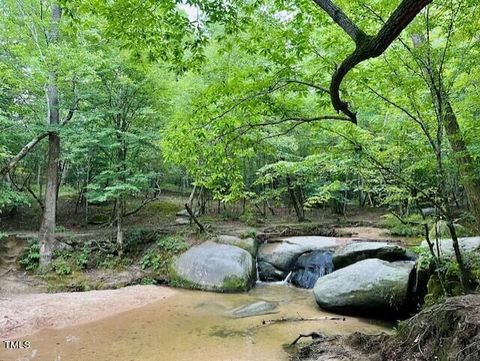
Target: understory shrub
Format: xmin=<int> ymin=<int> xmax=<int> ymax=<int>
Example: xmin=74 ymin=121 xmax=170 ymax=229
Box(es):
xmin=382 ymin=213 xmax=423 ymax=237
xmin=19 ymin=238 xmax=40 ymax=271
xmin=141 ymin=235 xmax=189 ymax=273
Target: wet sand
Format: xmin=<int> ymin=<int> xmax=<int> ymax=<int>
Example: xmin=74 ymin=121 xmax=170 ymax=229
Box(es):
xmin=0 ymin=285 xmax=177 ymax=340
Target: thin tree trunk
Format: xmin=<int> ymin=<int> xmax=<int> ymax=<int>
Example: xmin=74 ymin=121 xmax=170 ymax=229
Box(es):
xmin=116 ymin=197 xmax=124 ymax=257
xmin=446 ymin=221 xmax=469 ymax=292
xmin=286 ymin=176 xmax=305 ymax=222
xmin=39 ymin=114 xmax=60 ymax=265
xmin=39 ymin=3 xmax=62 ymax=267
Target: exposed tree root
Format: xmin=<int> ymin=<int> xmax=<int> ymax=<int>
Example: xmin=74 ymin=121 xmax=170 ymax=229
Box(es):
xmin=291 ymin=332 xmax=324 ymax=345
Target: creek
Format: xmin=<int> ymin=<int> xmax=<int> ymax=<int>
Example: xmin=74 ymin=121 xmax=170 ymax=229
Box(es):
xmin=1 ymin=283 xmax=390 ymax=361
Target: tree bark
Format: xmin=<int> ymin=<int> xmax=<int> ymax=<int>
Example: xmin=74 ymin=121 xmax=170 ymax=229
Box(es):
xmin=39 ymin=3 xmax=62 ymax=267
xmin=443 ymin=102 xmax=480 ymax=231
xmin=116 ymin=197 xmax=124 ymax=257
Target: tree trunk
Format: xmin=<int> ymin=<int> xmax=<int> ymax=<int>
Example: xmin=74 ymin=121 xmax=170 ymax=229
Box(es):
xmin=443 ymin=103 xmax=480 ymax=231
xmin=39 ymin=4 xmax=62 ymax=267
xmin=412 ymin=32 xmax=480 ymax=231
xmin=446 ymin=221 xmax=470 ymax=292
xmin=116 ymin=197 xmax=124 ymax=257
xmin=286 ymin=176 xmax=305 ymax=222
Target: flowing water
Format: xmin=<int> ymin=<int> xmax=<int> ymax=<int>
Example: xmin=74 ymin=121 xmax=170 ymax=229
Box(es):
xmin=1 ymin=284 xmax=390 ymax=361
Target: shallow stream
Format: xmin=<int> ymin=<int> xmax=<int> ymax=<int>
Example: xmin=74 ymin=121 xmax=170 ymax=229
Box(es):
xmin=1 ymin=283 xmax=389 ymax=361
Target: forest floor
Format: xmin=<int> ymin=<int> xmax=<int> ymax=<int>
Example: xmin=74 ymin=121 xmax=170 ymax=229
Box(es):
xmin=0 ymin=192 xmax=415 ymax=295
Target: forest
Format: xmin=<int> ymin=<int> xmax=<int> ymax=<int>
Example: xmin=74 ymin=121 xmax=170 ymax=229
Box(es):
xmin=0 ymin=1 xmax=479 ymax=361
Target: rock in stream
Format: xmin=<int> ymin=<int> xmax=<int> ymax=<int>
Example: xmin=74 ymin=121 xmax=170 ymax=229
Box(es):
xmin=257 ymin=236 xmax=345 ymax=281
xmin=333 ymin=241 xmax=407 ymax=269
xmin=172 ymin=241 xmax=256 ymax=292
xmin=313 ymin=258 xmax=415 ymax=316
xmin=290 ymin=250 xmax=334 ymax=289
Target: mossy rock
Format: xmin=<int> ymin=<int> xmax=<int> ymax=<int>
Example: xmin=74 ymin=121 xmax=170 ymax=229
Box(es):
xmin=215 ymin=235 xmax=257 ymax=256
xmin=313 ymin=259 xmax=415 ymax=316
xmin=170 ymin=241 xmax=255 ymax=292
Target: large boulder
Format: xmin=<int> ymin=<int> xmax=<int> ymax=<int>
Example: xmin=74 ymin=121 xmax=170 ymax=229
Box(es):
xmin=291 ymin=250 xmax=334 ymax=289
xmin=333 ymin=242 xmax=407 ymax=269
xmin=215 ymin=235 xmax=257 ymax=256
xmin=313 ymin=259 xmax=415 ymax=316
xmin=420 ymin=237 xmax=480 ymax=256
xmin=171 ymin=241 xmax=255 ymax=292
xmin=258 ymin=236 xmax=345 ymax=281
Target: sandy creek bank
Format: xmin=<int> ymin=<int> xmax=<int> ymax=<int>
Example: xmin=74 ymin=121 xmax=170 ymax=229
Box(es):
xmin=0 ymin=284 xmax=389 ymax=361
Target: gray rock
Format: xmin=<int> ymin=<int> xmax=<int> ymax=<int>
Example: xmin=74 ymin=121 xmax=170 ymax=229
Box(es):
xmin=313 ymin=259 xmax=415 ymax=315
xmin=176 ymin=209 xmax=199 ymax=217
xmin=258 ymin=236 xmax=344 ymax=274
xmin=257 ymin=261 xmax=285 ymax=281
xmin=333 ymin=242 xmax=407 ymax=269
xmin=172 ymin=241 xmax=255 ymax=292
xmin=420 ymin=237 xmax=480 ymax=256
xmin=291 ymin=250 xmax=334 ymax=289
xmin=421 ymin=207 xmax=438 ymax=217
xmin=229 ymin=301 xmax=278 ymax=318
xmin=216 ymin=235 xmax=257 ymax=255
xmin=175 ymin=217 xmax=190 ymax=225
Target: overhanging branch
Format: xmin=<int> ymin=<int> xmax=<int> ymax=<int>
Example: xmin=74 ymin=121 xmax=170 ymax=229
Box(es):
xmin=313 ymin=0 xmax=433 ymax=123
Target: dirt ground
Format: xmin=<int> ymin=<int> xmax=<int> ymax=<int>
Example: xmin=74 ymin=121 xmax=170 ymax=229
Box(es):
xmin=292 ymin=293 xmax=480 ymax=361
xmin=0 ymin=285 xmax=176 ymax=340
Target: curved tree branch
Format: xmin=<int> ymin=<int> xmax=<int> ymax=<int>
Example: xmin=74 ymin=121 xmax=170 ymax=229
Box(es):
xmin=313 ymin=0 xmax=433 ymax=123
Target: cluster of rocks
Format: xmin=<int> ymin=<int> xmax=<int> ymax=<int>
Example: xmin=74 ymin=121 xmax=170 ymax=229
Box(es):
xmin=257 ymin=236 xmax=344 ymax=282
xmin=170 ymin=230 xmax=480 ymax=317
xmin=258 ymin=238 xmax=417 ymax=315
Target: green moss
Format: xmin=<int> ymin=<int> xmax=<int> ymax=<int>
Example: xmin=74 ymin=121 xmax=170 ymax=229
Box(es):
xmin=235 ymin=241 xmax=257 ymax=256
xmin=221 ymin=275 xmax=248 ymax=291
xmin=429 ymin=220 xmax=470 ymax=239
xmin=240 ymin=228 xmax=257 ymax=239
xmin=41 ymin=272 xmax=103 ymax=293
xmin=168 ymin=262 xmax=254 ymax=293
xmin=167 ymin=265 xmax=199 ymax=289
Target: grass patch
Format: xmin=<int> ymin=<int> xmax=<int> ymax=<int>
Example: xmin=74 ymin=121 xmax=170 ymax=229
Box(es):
xmin=145 ymin=201 xmax=179 ymax=216
xmin=222 ymin=275 xmax=249 ymax=291
xmin=41 ymin=272 xmax=103 ymax=292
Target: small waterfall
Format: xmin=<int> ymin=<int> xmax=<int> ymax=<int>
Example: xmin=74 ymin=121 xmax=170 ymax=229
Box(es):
xmin=283 ymin=271 xmax=293 ymax=284
xmin=269 ymin=271 xmax=293 ymax=285
xmin=255 ymin=259 xmax=262 ymax=284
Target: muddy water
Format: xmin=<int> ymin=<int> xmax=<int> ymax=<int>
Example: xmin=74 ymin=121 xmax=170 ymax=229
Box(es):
xmin=1 ymin=284 xmax=390 ymax=361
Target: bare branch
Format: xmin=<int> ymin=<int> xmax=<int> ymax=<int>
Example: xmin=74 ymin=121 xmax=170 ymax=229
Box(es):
xmin=312 ymin=0 xmax=367 ymax=43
